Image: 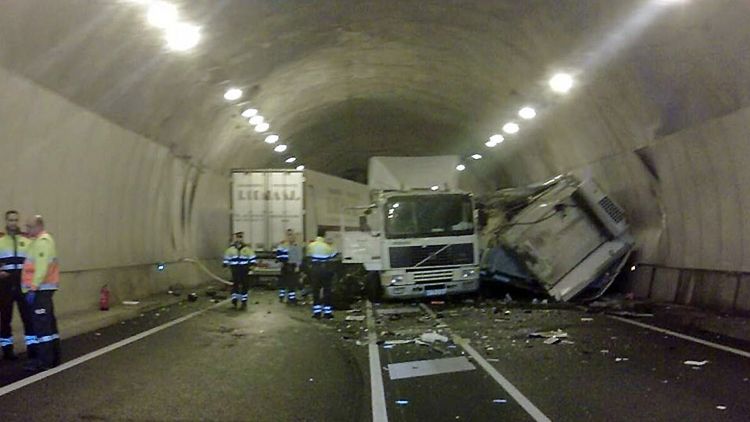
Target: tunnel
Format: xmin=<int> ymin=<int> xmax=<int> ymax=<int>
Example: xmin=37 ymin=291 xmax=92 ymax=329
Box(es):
xmin=1 ymin=0 xmax=749 ymax=420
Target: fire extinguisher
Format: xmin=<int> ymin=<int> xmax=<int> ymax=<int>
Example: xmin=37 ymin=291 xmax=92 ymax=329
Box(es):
xmin=100 ymin=284 xmax=110 ymax=311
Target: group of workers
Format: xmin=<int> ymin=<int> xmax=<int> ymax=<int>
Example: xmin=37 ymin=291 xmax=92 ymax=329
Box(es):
xmin=0 ymin=210 xmax=61 ymax=372
xmin=223 ymin=228 xmax=338 ymax=319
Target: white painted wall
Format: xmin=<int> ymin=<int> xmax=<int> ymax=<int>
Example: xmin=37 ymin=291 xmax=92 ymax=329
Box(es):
xmin=0 ymin=66 xmax=229 ymax=315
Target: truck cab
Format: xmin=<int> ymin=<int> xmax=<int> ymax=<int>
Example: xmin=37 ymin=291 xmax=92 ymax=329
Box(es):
xmin=347 ymin=189 xmax=481 ymax=300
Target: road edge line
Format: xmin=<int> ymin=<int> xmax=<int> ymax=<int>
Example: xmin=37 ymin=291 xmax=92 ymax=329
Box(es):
xmin=0 ymin=299 xmax=229 ymax=397
xmin=609 ymin=315 xmax=750 ymax=359
xmin=366 ymin=301 xmax=389 ymax=422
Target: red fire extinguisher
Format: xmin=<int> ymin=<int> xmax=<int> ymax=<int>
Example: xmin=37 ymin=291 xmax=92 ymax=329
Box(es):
xmin=100 ymin=285 xmax=110 ymax=311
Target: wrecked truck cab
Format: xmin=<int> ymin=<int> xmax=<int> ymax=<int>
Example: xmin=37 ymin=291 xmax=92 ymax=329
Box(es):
xmin=479 ymin=175 xmax=634 ymax=302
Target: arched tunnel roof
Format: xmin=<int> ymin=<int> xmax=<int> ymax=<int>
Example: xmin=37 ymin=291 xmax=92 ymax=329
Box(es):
xmin=3 ymin=0 xmax=748 ymax=182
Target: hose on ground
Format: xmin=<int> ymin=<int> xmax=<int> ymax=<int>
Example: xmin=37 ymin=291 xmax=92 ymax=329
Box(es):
xmin=181 ymin=258 xmax=233 ymax=286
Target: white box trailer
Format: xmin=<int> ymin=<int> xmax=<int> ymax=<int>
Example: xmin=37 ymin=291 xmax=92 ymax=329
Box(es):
xmin=230 ymin=169 xmax=370 ymax=277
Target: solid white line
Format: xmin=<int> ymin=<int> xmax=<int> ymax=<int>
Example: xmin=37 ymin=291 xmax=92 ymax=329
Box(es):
xmin=420 ymin=303 xmax=551 ymax=422
xmin=609 ymin=315 xmax=750 ymax=359
xmin=366 ymin=301 xmax=389 ymax=422
xmin=0 ymin=300 xmax=229 ymax=398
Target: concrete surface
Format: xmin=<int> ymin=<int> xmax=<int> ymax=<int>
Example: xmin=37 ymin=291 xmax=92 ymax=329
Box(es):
xmin=2 ymin=290 xmax=750 ymax=421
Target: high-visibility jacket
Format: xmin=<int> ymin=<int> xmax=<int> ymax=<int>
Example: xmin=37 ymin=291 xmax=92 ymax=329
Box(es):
xmin=21 ymin=231 xmax=59 ymax=292
xmin=306 ymin=237 xmax=337 ymax=263
xmin=0 ymin=231 xmax=30 ymax=272
xmin=223 ymin=243 xmax=256 ymax=266
xmin=275 ymin=241 xmax=293 ymax=263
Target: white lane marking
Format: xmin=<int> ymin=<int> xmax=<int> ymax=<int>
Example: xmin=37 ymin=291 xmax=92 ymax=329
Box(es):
xmin=0 ymin=300 xmax=230 ymax=398
xmin=419 ymin=303 xmax=552 ymax=422
xmin=366 ymin=301 xmax=389 ymax=422
xmin=609 ymin=315 xmax=750 ymax=359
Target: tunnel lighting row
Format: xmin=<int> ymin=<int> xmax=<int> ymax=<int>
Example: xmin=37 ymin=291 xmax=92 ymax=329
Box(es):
xmin=223 ymin=88 xmax=303 ymax=170
xmin=455 ymin=72 xmax=575 ymax=172
xmin=130 ymin=1 xmax=201 ymax=52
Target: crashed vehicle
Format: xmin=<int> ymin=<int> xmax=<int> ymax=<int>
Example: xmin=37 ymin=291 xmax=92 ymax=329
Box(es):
xmin=479 ymin=175 xmax=634 ymax=302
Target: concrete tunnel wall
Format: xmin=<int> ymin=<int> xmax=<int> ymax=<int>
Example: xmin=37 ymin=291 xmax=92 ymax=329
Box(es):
xmin=1 ymin=0 xmax=750 ymax=315
xmin=0 ymin=66 xmax=230 ymax=316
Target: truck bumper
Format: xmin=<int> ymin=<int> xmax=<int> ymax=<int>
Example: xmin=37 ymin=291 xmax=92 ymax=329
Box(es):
xmin=383 ymin=278 xmax=479 ymax=299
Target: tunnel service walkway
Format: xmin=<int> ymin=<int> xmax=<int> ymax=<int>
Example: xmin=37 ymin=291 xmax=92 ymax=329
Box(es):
xmin=0 ymin=290 xmax=749 ymax=421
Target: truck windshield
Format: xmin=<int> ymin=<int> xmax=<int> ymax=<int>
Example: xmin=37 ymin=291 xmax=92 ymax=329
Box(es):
xmin=385 ymin=194 xmax=474 ymax=239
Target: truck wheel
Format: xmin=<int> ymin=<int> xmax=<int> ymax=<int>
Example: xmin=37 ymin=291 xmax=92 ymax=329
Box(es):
xmin=365 ymin=271 xmax=382 ymax=302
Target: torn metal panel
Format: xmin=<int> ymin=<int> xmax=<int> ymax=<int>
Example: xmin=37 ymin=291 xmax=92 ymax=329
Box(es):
xmin=388 ymin=356 xmax=476 ymax=380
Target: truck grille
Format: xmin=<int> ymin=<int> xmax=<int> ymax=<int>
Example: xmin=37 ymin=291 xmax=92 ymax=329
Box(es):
xmin=409 ymin=268 xmax=455 ymax=282
xmin=389 ymin=243 xmax=474 ymax=268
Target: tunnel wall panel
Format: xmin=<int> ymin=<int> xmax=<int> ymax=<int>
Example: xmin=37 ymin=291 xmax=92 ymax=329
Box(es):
xmin=0 ymin=66 xmax=229 ymax=315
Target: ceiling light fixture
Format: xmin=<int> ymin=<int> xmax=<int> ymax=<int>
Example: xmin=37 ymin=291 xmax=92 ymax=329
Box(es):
xmin=264 ymin=134 xmax=279 ymax=144
xmin=254 ymin=122 xmax=270 ymax=132
xmin=249 ymin=115 xmax=264 ymax=126
xmin=430 ymin=185 xmax=439 ymax=191
xmin=165 ymin=23 xmax=200 ymax=51
xmin=471 ymin=154 xmax=482 ymax=160
xmin=274 ymin=144 xmax=287 ymax=153
xmin=285 ymin=157 xmax=297 ymax=163
xmin=224 ymin=88 xmax=242 ymax=101
xmin=502 ymin=122 xmax=520 ymax=134
xmin=296 ymin=165 xmax=305 ymax=171
xmin=549 ymin=73 xmax=574 ymax=94
xmin=241 ymin=108 xmax=258 ymax=118
xmin=456 ymin=164 xmax=466 ymax=171
xmin=519 ymin=107 xmax=537 ymax=120
xmin=147 ymin=2 xmax=178 ymax=28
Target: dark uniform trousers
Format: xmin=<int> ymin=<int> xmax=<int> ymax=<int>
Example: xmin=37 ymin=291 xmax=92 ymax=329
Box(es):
xmin=29 ymin=290 xmax=60 ymax=368
xmin=0 ymin=270 xmax=34 ymax=357
xmin=309 ymin=264 xmax=333 ymax=315
xmin=231 ymin=265 xmax=249 ymax=303
xmin=279 ymin=263 xmax=299 ymax=299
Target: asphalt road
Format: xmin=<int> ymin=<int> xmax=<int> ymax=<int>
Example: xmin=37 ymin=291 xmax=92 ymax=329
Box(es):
xmin=1 ymin=290 xmax=749 ymax=421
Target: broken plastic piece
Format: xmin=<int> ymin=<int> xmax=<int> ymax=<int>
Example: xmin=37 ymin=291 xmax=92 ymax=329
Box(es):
xmin=716 ymin=405 xmax=727 ymax=411
xmin=345 ymin=315 xmax=366 ymax=321
xmin=396 ymin=400 xmax=409 ymax=406
xmin=684 ymin=360 xmax=709 ymax=366
xmin=493 ymin=399 xmax=508 ymax=404
xmin=122 ymin=301 xmax=140 ymax=306
xmin=615 ymin=357 xmax=629 ymax=362
xmin=420 ymin=332 xmax=449 ymax=343
xmin=544 ymin=337 xmax=561 ymax=345
xmin=581 ymin=317 xmax=594 ymax=322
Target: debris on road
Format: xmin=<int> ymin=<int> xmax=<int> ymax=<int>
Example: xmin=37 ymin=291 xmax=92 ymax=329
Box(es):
xmin=615 ymin=357 xmax=629 ymax=362
xmin=684 ymin=360 xmax=709 ymax=367
xmin=544 ymin=337 xmax=561 ymax=345
xmin=122 ymin=301 xmax=140 ymax=306
xmin=607 ymin=311 xmax=654 ymax=318
xmin=345 ymin=315 xmax=366 ymax=322
xmin=377 ymin=307 xmax=422 ymax=316
xmin=529 ymin=329 xmax=568 ymax=339
xmin=420 ymin=332 xmax=449 ymax=343
xmin=581 ymin=317 xmax=594 ymax=322
xmin=716 ymin=405 xmax=727 ymax=411
xmin=396 ymin=400 xmax=409 ymax=406
xmin=493 ymin=399 xmax=508 ymax=404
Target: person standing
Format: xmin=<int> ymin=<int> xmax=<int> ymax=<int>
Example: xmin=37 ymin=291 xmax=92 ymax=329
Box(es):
xmin=275 ymin=229 xmax=301 ymax=304
xmin=0 ymin=210 xmax=34 ymax=361
xmin=21 ymin=215 xmax=60 ymax=371
xmin=305 ymin=229 xmax=337 ymax=319
xmin=223 ymin=232 xmax=255 ymax=310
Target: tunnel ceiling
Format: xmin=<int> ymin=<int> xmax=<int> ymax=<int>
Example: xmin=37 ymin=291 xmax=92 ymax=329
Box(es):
xmin=1 ymin=0 xmax=749 ymax=184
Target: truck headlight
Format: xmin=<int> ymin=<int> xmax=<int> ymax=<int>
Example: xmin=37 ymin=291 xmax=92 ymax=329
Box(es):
xmin=461 ymin=269 xmax=476 ymax=278
xmin=389 ymin=275 xmax=404 ymax=285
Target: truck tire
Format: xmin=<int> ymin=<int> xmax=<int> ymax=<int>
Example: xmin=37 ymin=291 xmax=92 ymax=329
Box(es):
xmin=365 ymin=271 xmax=382 ymax=302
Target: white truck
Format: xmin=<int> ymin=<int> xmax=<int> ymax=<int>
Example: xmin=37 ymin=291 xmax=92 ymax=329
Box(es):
xmin=230 ymin=169 xmax=370 ymax=279
xmin=480 ymin=174 xmax=634 ymax=302
xmin=341 ymin=156 xmax=481 ymax=300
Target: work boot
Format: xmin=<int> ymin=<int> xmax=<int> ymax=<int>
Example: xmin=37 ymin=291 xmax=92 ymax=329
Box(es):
xmin=2 ymin=346 xmax=18 ymax=361
xmin=240 ymin=301 xmax=247 ymax=311
xmin=312 ymin=313 xmax=322 ymax=319
xmin=324 ymin=313 xmax=334 ymax=320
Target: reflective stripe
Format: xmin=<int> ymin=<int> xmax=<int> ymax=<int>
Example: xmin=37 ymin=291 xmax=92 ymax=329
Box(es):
xmin=0 ymin=337 xmax=13 ymax=347
xmin=279 ymin=289 xmax=286 ymax=297
xmin=0 ymin=263 xmax=22 ymax=270
xmin=0 ymin=252 xmax=14 ymax=259
xmin=25 ymin=335 xmax=38 ymax=346
xmin=37 ymin=334 xmax=59 ymax=343
xmin=323 ymin=306 xmax=333 ymax=314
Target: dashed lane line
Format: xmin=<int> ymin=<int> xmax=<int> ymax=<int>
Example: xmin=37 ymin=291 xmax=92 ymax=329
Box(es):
xmin=419 ymin=303 xmax=552 ymax=422
xmin=366 ymin=301 xmax=389 ymax=422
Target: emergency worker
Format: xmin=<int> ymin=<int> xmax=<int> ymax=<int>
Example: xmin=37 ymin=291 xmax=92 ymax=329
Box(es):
xmin=223 ymin=232 xmax=255 ymax=310
xmin=21 ymin=215 xmax=60 ymax=371
xmin=305 ymin=229 xmax=337 ymax=319
xmin=275 ymin=229 xmax=301 ymax=304
xmin=0 ymin=210 xmax=33 ymax=361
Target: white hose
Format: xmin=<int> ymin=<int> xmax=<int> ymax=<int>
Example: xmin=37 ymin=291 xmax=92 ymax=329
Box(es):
xmin=181 ymin=258 xmax=233 ymax=286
